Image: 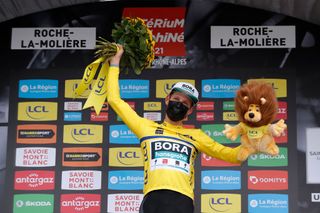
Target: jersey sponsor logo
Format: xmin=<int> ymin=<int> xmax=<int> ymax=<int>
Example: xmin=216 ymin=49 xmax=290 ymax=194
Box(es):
xmin=150 ymin=140 xmax=194 ymax=174
xmin=248 ymin=194 xmax=288 ymax=212
xmin=64 ymin=112 xmax=82 ymax=121
xmin=144 ymin=102 xmax=161 ymax=111
xmin=109 ymin=147 xmax=143 ymax=167
xmin=155 ymin=127 xmax=164 ymax=135
xmin=201 ymin=170 xmax=241 ymax=190
xmin=90 ymin=112 xmax=108 ymax=121
xmin=196 ymin=112 xmax=214 ymax=121
xmin=223 ymin=112 xmax=238 ymax=121
xmin=276 ymin=101 xmax=287 ymax=120
xmin=201 ymin=193 xmax=241 ymax=213
xmin=14 ymin=170 xmax=55 ymax=190
xmin=17 ymin=124 xmax=56 ymax=144
xmin=63 ymin=124 xmax=103 ymax=144
xmin=223 ymin=101 xmax=235 ymax=111
xmin=108 ymin=170 xmax=144 ymax=190
xmin=107 ymin=193 xmax=143 ymax=213
xmin=123 ymin=7 xmax=186 ymax=56
xmin=155 ymin=79 xmax=195 ymax=98
xmin=62 ymin=147 xmax=102 ymax=167
xmin=119 ymin=80 xmax=149 ymax=98
xmin=61 ymin=170 xmax=101 ymax=190
xmin=143 ymin=112 xmax=161 ymax=121
xmin=201 ymin=153 xmax=240 ymax=167
xmin=64 ymin=101 xmax=82 ymax=111
xmin=247 ymin=79 xmax=287 ymax=98
xmin=15 ymin=147 xmax=56 ymax=167
xmin=248 ymin=147 xmax=288 ymax=167
xmin=13 ymin=194 xmax=54 ymax=213
xmin=248 ymin=170 xmax=288 ymax=190
xmin=18 ymin=102 xmax=57 ymax=121
xmin=60 ymin=194 xmax=101 ymax=213
xmin=202 ymin=79 xmax=240 ymax=98
xmin=19 ymin=79 xmax=58 ymax=98
xmin=65 ymin=79 xmax=95 ymax=98
xmin=109 ymin=125 xmax=139 ymax=144
xmin=201 ymin=124 xmax=240 ymax=144
xmin=196 ymin=101 xmax=214 ymax=111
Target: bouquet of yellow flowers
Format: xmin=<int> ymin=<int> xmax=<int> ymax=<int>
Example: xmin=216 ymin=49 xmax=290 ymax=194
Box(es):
xmin=96 ymin=17 xmax=155 ymax=74
xmin=74 ymin=17 xmax=155 ymax=114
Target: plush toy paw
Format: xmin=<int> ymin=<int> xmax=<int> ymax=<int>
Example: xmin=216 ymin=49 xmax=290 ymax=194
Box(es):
xmin=266 ymin=144 xmax=279 ymax=156
xmin=237 ymin=148 xmax=250 ymax=161
xmin=270 ymin=119 xmax=287 ymax=137
xmin=223 ymin=124 xmax=240 ymax=141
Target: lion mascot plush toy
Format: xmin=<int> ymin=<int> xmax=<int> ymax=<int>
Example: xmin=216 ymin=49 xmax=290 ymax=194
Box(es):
xmin=223 ymin=81 xmax=287 ymax=161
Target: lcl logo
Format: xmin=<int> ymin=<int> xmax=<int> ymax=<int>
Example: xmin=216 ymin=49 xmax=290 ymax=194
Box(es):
xmin=27 ymin=106 xmax=49 ymax=113
xmin=73 ymin=128 xmax=94 ymax=136
xmin=118 ymin=151 xmax=139 ymax=159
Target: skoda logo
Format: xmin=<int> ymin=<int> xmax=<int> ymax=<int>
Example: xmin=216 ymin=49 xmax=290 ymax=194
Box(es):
xmin=16 ymin=200 xmax=24 ymax=208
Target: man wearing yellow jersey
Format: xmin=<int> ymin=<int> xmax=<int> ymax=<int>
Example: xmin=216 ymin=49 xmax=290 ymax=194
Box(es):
xmin=108 ymin=46 xmax=243 ymax=213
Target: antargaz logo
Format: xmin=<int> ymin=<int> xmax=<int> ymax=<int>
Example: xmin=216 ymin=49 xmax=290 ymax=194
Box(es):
xmin=14 ymin=170 xmax=55 ymax=190
xmin=17 ymin=124 xmax=56 ymax=144
xmin=63 ymin=124 xmax=103 ymax=144
xmin=109 ymin=147 xmax=143 ymax=167
xmin=201 ymin=193 xmax=241 ymax=213
xmin=18 ymin=102 xmax=57 ymax=121
xmin=60 ymin=194 xmax=101 ymax=213
xmin=13 ymin=194 xmax=54 ymax=213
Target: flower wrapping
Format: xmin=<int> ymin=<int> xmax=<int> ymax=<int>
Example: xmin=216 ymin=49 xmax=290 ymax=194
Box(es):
xmin=74 ymin=17 xmax=155 ymax=114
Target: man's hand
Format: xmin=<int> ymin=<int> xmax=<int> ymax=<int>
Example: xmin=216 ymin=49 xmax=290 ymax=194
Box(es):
xmin=110 ymin=44 xmax=124 ymax=66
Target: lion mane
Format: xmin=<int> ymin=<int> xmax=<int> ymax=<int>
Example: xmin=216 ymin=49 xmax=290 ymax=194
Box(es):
xmin=235 ymin=81 xmax=278 ymax=127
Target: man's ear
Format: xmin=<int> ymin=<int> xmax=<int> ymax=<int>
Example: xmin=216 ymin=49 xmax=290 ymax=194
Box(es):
xmin=187 ymin=105 xmax=194 ymax=116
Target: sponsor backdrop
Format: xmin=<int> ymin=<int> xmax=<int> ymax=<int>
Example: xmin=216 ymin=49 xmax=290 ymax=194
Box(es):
xmin=0 ymin=0 xmax=319 ymax=212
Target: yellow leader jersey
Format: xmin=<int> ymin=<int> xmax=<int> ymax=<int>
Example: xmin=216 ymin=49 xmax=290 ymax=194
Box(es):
xmin=107 ymin=66 xmax=242 ymax=200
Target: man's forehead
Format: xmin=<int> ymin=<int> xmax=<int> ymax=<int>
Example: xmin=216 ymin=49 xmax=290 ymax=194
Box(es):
xmin=170 ymin=92 xmax=193 ymax=105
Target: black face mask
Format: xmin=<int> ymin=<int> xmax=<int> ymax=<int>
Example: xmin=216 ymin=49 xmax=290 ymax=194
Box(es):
xmin=166 ymin=100 xmax=189 ymax=122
